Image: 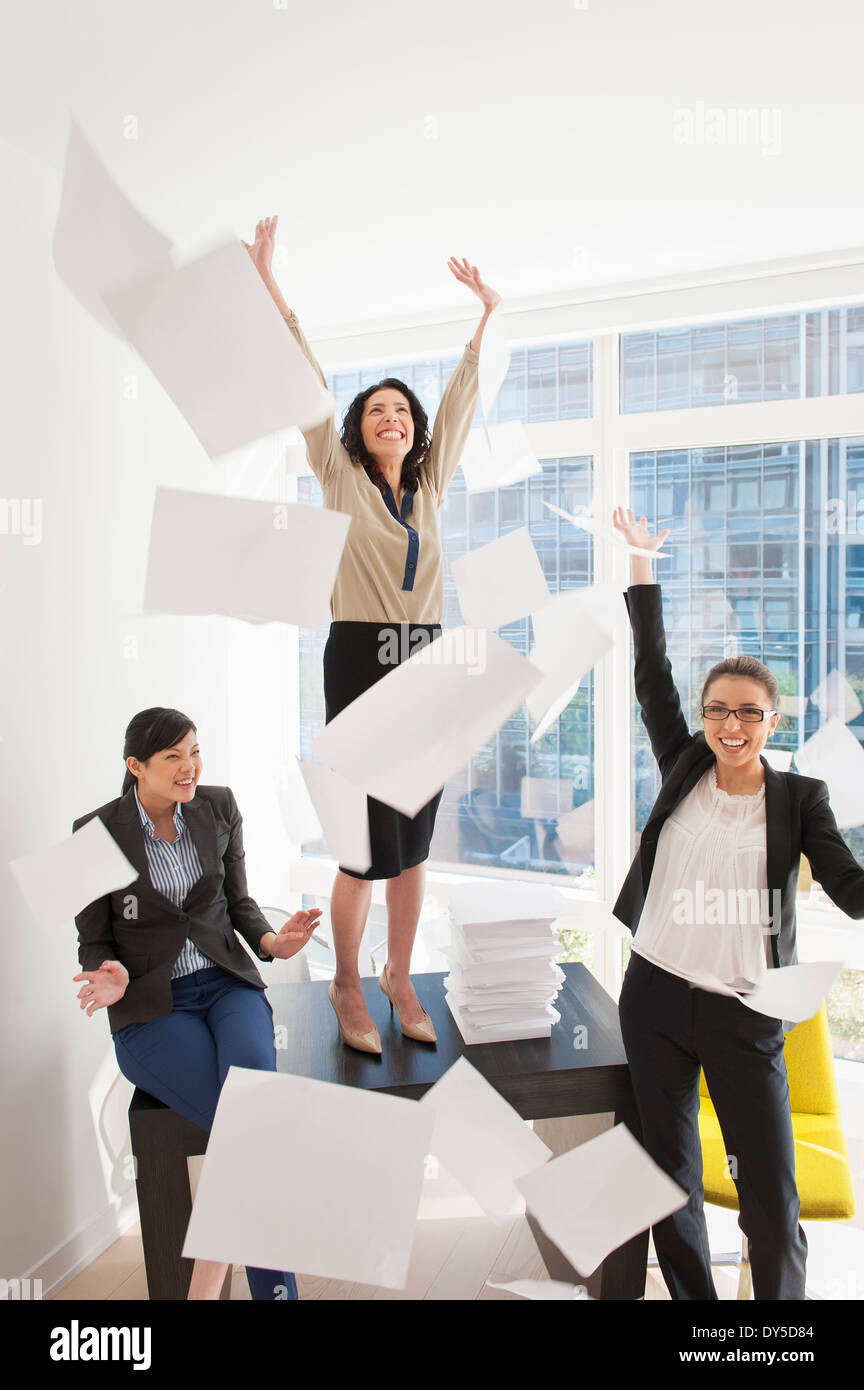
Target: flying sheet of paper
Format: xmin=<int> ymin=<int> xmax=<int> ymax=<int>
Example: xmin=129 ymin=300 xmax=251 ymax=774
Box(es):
xmin=142 ymin=488 xmax=349 ymax=628
xmin=808 ymin=669 xmax=863 ymax=723
xmin=779 ymin=694 xmax=805 ymax=721
xmin=477 ymin=304 xmax=511 ymax=423
xmin=459 ymin=422 xmax=542 ymax=494
xmin=515 ymin=1123 xmax=688 ymax=1278
xmin=272 ymin=759 xmax=323 ymax=845
xmin=102 ymin=239 xmax=337 ymax=458
xmin=734 ymin=961 xmax=844 ymax=1023
xmin=486 ymin=1279 xmax=590 ymax=1300
xmin=794 ymin=717 xmax=864 ymax=828
xmin=297 ymin=760 xmax=371 ymax=874
xmin=528 ymin=583 xmax=623 ymax=742
xmin=762 ymin=748 xmax=794 ymax=772
xmin=182 ymin=1066 xmax=434 ymax=1288
xmin=8 ymin=816 xmax=138 ymax=929
xmin=284 ymin=440 xmax=314 ymax=476
xmin=452 ymin=528 xmax=551 ymax=630
xmin=550 ymin=799 xmax=595 ymax=861
xmin=544 ymin=502 xmax=671 ymax=559
xmin=448 ymin=879 xmax=575 ymax=925
xmin=520 ymin=776 xmax=573 ymax=819
xmin=312 ymin=627 xmax=544 ymax=817
xmin=419 ymin=1057 xmax=551 ymax=1221
xmin=52 ymin=118 xmax=175 ymax=340
xmin=551 ymin=909 xmax=630 ymax=939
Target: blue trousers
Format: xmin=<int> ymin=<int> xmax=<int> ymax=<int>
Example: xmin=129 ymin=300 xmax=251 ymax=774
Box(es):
xmin=618 ymin=951 xmax=807 ymax=1300
xmin=113 ymin=965 xmax=298 ymax=1302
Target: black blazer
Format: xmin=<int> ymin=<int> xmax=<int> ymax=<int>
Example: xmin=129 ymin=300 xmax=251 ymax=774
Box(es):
xmin=612 ymin=585 xmax=864 ymax=987
xmin=72 ymin=784 xmax=275 ymax=1033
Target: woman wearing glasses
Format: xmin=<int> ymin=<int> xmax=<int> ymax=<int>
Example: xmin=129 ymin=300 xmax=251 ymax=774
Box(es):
xmin=611 ymin=506 xmax=864 ymax=1301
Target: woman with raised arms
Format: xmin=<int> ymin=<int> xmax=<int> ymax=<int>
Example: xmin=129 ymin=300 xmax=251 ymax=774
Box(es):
xmin=245 ymin=216 xmax=499 ymax=1054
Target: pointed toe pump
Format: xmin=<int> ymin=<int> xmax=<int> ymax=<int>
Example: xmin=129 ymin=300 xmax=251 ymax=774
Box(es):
xmin=379 ymin=964 xmax=437 ymax=1043
xmin=328 ymin=981 xmax=382 ymax=1055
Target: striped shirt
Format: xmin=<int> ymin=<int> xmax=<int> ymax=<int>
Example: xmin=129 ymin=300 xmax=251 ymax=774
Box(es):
xmin=133 ymin=784 xmax=214 ymax=979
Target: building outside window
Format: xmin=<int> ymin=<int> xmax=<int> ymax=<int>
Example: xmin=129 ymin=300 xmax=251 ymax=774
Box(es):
xmin=294 ymin=304 xmax=864 ymax=1061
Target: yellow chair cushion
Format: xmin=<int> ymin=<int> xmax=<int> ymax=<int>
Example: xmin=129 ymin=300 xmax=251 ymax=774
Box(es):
xmin=699 ymin=1110 xmax=855 ymax=1218
xmin=698 ymin=1029 xmax=857 ymax=1222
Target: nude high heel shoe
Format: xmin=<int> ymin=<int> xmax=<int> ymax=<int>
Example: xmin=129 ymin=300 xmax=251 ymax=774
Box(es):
xmin=328 ymin=981 xmax=382 ymax=1055
xmin=379 ymin=964 xmax=437 ymax=1043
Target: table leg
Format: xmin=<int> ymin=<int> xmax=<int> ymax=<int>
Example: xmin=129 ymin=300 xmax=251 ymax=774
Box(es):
xmin=129 ymin=1113 xmax=231 ymax=1301
xmin=529 ymin=1095 xmax=649 ymax=1300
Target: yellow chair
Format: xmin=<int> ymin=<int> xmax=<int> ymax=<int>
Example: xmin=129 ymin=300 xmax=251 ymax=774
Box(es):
xmin=698 ymin=1003 xmax=856 ymax=1298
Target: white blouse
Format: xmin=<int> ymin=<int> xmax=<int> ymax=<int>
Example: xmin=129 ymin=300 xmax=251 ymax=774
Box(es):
xmin=632 ymin=765 xmax=774 ymax=992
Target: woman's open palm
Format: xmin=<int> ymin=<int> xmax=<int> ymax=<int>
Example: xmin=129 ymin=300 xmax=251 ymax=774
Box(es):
xmin=73 ymin=960 xmax=129 ymax=1017
xmin=612 ymin=505 xmax=670 ymax=553
xmin=446 ymin=257 xmax=501 ymax=314
xmin=242 ymin=215 xmax=278 ymax=282
xmin=268 ymin=907 xmax=323 ymax=961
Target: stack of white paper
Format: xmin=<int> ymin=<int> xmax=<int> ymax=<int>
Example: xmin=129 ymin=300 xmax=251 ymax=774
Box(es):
xmin=443 ymin=882 xmax=570 ymax=1044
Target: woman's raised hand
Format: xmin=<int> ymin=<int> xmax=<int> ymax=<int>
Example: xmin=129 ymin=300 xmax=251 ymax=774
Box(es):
xmin=73 ymin=960 xmax=129 ymax=1017
xmin=268 ymin=907 xmax=323 ymax=961
xmin=242 ymin=215 xmax=279 ymax=284
xmin=446 ymin=257 xmax=501 ymax=314
xmin=612 ymin=505 xmax=670 ymax=552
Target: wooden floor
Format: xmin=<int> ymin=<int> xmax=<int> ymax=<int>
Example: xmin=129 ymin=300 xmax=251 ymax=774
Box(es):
xmin=50 ymin=1167 xmax=742 ymax=1301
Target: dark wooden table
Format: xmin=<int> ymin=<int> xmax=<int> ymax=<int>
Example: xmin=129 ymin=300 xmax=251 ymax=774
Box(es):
xmin=129 ymin=962 xmax=647 ymax=1299
xmin=272 ymin=962 xmax=647 ymax=1299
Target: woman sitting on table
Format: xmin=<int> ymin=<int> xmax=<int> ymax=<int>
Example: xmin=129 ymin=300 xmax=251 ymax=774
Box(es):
xmin=244 ymin=215 xmax=497 ymax=1054
xmin=611 ymin=505 xmax=864 ymax=1302
xmin=72 ymin=706 xmax=321 ymax=1301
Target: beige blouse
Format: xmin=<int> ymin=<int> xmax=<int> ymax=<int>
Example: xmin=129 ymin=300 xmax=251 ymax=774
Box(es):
xmin=284 ymin=311 xmax=480 ymax=623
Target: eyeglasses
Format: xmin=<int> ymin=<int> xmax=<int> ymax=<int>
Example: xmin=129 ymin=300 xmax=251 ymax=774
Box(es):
xmin=701 ymin=704 xmax=776 ymax=724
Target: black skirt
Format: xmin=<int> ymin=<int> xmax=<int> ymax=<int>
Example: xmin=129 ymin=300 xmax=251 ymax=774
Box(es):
xmin=323 ymin=620 xmax=443 ymax=880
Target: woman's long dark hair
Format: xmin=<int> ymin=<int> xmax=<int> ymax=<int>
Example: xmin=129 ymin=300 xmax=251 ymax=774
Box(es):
xmin=340 ymin=378 xmax=431 ymax=497
xmin=121 ymin=707 xmax=197 ymax=796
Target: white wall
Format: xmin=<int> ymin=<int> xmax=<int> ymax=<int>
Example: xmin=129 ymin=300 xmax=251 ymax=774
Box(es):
xmin=0 ymin=136 xmax=294 ymax=1291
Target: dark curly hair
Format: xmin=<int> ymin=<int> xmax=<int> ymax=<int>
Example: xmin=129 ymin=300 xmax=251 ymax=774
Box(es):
xmin=340 ymin=378 xmax=431 ymax=497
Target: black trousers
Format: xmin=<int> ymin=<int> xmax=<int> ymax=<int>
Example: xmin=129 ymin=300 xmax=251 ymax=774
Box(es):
xmin=618 ymin=950 xmax=808 ymax=1300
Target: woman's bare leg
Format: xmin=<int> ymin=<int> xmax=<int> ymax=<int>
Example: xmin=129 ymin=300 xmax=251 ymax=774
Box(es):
xmin=187 ymin=1258 xmax=231 ymax=1300
xmin=330 ymin=869 xmax=375 ymax=1034
xmin=383 ymin=862 xmax=428 ymax=1025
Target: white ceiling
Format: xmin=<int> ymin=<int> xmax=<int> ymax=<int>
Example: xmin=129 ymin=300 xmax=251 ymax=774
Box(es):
xmin=3 ymin=0 xmax=864 ymax=333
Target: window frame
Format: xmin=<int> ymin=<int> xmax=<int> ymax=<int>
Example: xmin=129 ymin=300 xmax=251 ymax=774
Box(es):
xmin=286 ymin=266 xmax=864 ymax=1001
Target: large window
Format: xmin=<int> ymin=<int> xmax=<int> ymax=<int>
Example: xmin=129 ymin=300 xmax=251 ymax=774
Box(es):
xmin=621 ymin=306 xmax=864 ymax=413
xmin=329 ymin=339 xmax=592 ymax=430
xmin=628 ymin=435 xmax=864 ymax=1060
xmin=297 ymin=334 xmax=596 ymax=883
xmin=629 ymin=437 xmax=864 ymax=848
xmin=292 ymin=292 xmax=864 ymax=1059
xmin=431 ymin=457 xmax=594 ymax=880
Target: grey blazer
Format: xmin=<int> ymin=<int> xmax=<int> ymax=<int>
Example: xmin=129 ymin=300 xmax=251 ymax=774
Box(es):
xmin=72 ymin=784 xmax=275 ymax=1033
